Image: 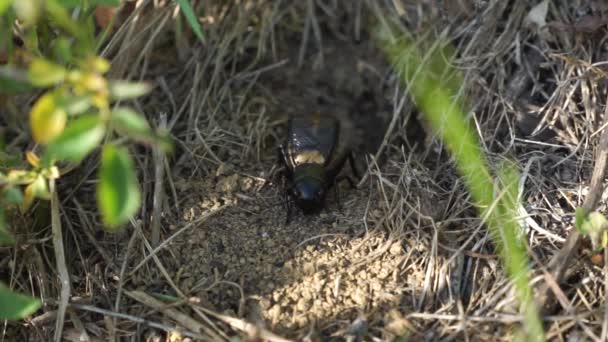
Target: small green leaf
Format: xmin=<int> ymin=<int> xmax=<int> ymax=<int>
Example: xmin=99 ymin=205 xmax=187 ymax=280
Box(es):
xmin=44 ymin=115 xmax=105 ymax=163
xmin=576 ymin=210 xmax=608 ymax=251
xmin=577 ymin=210 xmax=608 ymax=236
xmin=111 ymin=107 xmax=152 ymax=140
xmin=59 ymin=95 xmax=92 ymax=116
xmin=6 ymin=170 xmax=37 ymax=185
xmin=111 ymin=108 xmax=173 ymax=151
xmin=176 ymin=0 xmax=205 ymax=43
xmin=85 ymin=56 xmax=110 ymax=74
xmin=29 ymin=92 xmax=67 ymax=144
xmin=0 ymin=0 xmax=13 ymax=16
xmin=0 ymin=208 xmax=15 ymax=245
xmin=575 ymin=207 xmax=588 ymax=233
xmin=90 ymin=0 xmax=120 ymax=5
xmin=29 ymin=175 xmax=50 ymax=200
xmin=97 ymin=145 xmax=140 ymax=229
xmin=56 ymin=0 xmax=81 ymax=8
xmin=23 ymin=26 xmax=39 ymax=53
xmin=108 ymin=81 xmax=152 ymax=100
xmin=21 ymin=182 xmax=35 ymax=213
xmin=0 ymin=283 xmax=41 ymax=320
xmin=52 ymin=37 xmax=72 ymax=64
xmin=28 ymin=58 xmax=67 ymax=87
xmin=12 ymin=0 xmax=42 ymax=27
xmin=0 ymin=76 xmax=32 ymax=93
xmin=3 ymin=186 xmax=23 ymax=205
xmin=44 ymin=0 xmax=80 ymax=37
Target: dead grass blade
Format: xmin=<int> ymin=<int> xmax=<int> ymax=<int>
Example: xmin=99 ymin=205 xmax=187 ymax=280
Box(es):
xmin=50 ymin=179 xmax=70 ymax=341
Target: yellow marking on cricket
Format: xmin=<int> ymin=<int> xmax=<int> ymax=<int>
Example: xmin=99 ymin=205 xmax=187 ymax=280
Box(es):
xmin=294 ymin=150 xmax=325 ymax=165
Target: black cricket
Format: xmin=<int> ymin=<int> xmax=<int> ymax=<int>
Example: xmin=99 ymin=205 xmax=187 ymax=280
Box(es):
xmin=278 ymin=113 xmax=359 ymax=222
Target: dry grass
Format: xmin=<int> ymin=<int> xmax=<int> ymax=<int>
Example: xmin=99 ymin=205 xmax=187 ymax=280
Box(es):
xmin=3 ymin=0 xmax=608 ymax=340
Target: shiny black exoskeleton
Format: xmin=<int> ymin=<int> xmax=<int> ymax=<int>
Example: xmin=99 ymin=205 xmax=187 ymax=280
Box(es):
xmin=278 ymin=113 xmax=359 ymax=222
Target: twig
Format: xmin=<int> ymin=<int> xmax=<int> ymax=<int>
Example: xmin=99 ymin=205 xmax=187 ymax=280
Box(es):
xmin=602 ymin=247 xmax=608 ymax=341
xmin=70 ymin=302 xmax=207 ymax=340
xmin=124 ymin=291 xmax=218 ymax=340
xmin=67 ymin=310 xmax=90 ymax=342
xmin=127 ymin=291 xmax=292 ymax=342
xmin=232 ymin=59 xmax=289 ymax=82
xmin=407 ymin=310 xmax=596 ymax=323
xmin=51 ymin=179 xmax=70 ymax=341
xmin=297 ymin=0 xmax=312 ymax=68
xmin=127 ymin=291 xmax=267 ymax=341
xmin=295 ymin=233 xmax=348 ymax=249
xmin=151 ymin=113 xmax=167 ymax=246
xmin=132 ymin=219 xmax=184 ymax=297
xmin=204 ymin=311 xmax=293 ymax=342
xmin=128 ymin=204 xmax=228 ymax=276
xmin=308 ymin=0 xmax=323 ymax=69
xmin=539 ymin=92 xmax=608 ymax=312
xmin=112 ymin=220 xmax=140 ymax=342
xmin=72 ymin=199 xmax=115 ymax=266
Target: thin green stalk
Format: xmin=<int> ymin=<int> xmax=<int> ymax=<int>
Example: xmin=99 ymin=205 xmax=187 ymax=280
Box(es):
xmin=375 ymin=23 xmax=545 ymax=341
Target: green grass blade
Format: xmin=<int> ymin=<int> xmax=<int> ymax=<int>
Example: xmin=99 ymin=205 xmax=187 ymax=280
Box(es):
xmin=175 ymin=0 xmax=205 ymax=43
xmin=375 ymin=23 xmax=545 ymax=341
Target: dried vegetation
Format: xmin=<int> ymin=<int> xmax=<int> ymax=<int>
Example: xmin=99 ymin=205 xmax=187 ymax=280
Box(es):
xmin=4 ymin=0 xmax=608 ymax=340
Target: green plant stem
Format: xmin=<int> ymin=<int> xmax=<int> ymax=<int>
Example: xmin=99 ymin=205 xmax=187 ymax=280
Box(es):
xmin=376 ymin=23 xmax=545 ymax=341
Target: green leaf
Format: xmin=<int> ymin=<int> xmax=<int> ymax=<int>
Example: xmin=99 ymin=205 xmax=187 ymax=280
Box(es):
xmin=111 ymin=108 xmax=173 ymax=152
xmin=29 ymin=175 xmax=50 ymax=200
xmin=23 ymin=26 xmax=39 ymax=53
xmin=576 ymin=210 xmax=608 ymax=252
xmin=108 ymin=81 xmax=152 ymax=100
xmin=0 ymin=208 xmax=15 ymax=245
xmin=579 ymin=211 xmax=608 ymax=235
xmin=21 ymin=182 xmax=34 ymax=212
xmin=29 ymin=92 xmax=67 ymax=144
xmin=0 ymin=76 xmax=32 ymax=93
xmin=3 ymin=186 xmax=23 ymax=205
xmin=12 ymin=0 xmax=43 ymax=27
xmin=86 ymin=56 xmax=110 ymax=74
xmin=59 ymin=95 xmax=92 ymax=116
xmin=175 ymin=0 xmax=205 ymax=43
xmin=575 ymin=207 xmax=588 ymax=233
xmin=28 ymin=58 xmax=67 ymax=87
xmin=44 ymin=115 xmax=105 ymax=163
xmin=6 ymin=170 xmax=37 ymax=185
xmin=0 ymin=0 xmax=13 ymax=16
xmin=45 ymin=0 xmax=81 ymax=38
xmin=90 ymin=0 xmax=121 ymax=5
xmin=111 ymin=107 xmax=152 ymax=140
xmin=52 ymin=37 xmax=72 ymax=64
xmin=97 ymin=145 xmax=140 ymax=229
xmin=56 ymin=0 xmax=81 ymax=8
xmin=0 ymin=283 xmax=41 ymax=320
